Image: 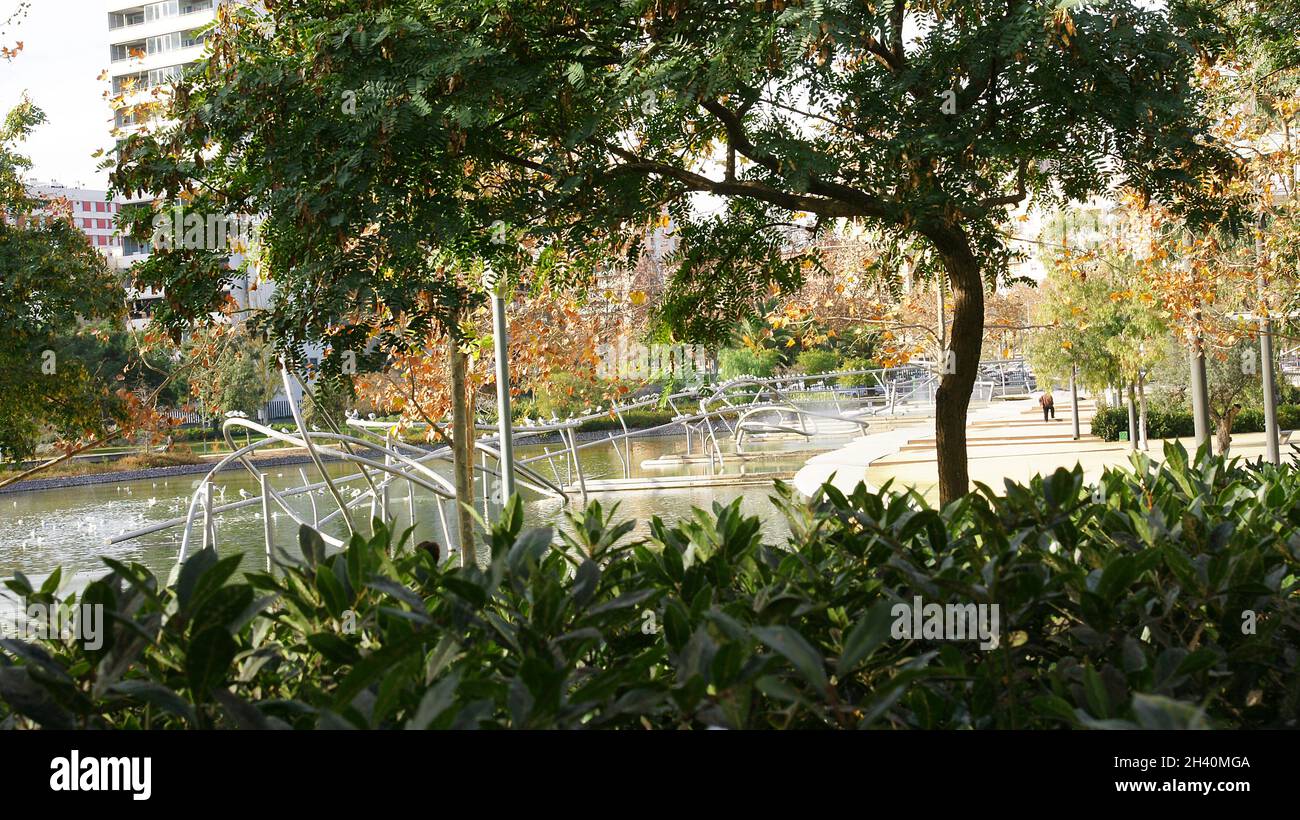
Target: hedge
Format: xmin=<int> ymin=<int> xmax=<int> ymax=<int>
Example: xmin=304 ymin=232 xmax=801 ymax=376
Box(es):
xmin=1091 ymin=403 xmax=1300 ymax=442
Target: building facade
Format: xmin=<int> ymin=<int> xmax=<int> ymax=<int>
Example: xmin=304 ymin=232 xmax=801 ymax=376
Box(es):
xmin=105 ymin=1 xmax=312 ymax=411
xmin=23 ymin=182 xmax=126 ymax=265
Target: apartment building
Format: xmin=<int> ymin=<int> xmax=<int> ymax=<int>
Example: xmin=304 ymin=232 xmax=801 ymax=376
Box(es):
xmin=107 ymin=1 xmax=225 ymax=329
xmin=24 ymin=181 xmax=126 ymax=263
xmin=105 ymin=1 xmax=314 ymax=410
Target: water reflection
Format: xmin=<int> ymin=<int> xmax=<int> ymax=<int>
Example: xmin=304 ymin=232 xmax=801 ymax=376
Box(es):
xmin=0 ymin=434 xmax=824 ymax=607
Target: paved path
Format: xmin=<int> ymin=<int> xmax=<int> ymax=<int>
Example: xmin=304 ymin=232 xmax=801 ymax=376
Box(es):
xmin=793 ymin=392 xmax=1295 ymax=502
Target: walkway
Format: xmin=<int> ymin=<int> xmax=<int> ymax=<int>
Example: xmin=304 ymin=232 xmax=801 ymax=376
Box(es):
xmin=793 ymin=392 xmax=1293 ymax=503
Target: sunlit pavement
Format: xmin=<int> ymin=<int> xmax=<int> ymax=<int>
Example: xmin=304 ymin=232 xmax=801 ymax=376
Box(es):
xmin=797 ymin=394 xmax=1296 ymax=504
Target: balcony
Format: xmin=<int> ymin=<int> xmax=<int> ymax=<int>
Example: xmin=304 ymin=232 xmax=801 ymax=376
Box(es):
xmin=110 ymin=30 xmax=208 ymax=69
xmin=108 ymin=1 xmax=215 ymax=32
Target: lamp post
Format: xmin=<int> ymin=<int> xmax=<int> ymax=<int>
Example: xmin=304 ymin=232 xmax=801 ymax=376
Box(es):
xmin=1070 ymin=362 xmax=1080 ymax=441
xmin=1256 ymin=218 xmax=1280 ymax=465
xmin=1137 ymin=341 xmax=1149 ymax=451
xmin=1189 ymin=308 xmax=1212 ymax=452
xmin=485 ymin=265 xmax=516 ymax=503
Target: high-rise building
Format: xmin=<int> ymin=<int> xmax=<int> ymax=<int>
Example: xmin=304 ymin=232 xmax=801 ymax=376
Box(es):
xmin=107 ymin=1 xmax=225 ymax=327
xmin=105 ymin=1 xmax=314 ymax=409
xmin=106 ymin=2 xmax=219 ymax=128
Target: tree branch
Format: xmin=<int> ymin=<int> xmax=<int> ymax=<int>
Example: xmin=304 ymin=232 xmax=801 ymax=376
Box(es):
xmin=977 ymin=158 xmax=1028 ymax=208
xmin=603 ymin=143 xmax=866 ymax=219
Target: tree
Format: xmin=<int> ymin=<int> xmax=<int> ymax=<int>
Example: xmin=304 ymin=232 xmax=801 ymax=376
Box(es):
xmin=1026 ymin=252 xmax=1166 ymax=396
xmin=375 ymin=0 xmax=1238 ymax=503
xmin=355 ymin=281 xmax=609 ymax=426
xmin=112 ymin=0 xmax=1241 ymax=506
xmin=110 ymin=3 xmax=595 ymax=561
xmin=186 ymin=326 xmax=278 ymax=418
xmin=0 ymin=98 xmax=126 ymax=460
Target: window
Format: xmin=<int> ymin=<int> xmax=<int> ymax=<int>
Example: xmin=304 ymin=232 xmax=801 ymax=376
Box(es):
xmin=147 ymin=65 xmax=184 ymax=88
xmin=145 ymin=1 xmax=179 ymax=23
xmin=146 ymin=32 xmax=182 ymax=56
xmin=111 ymin=43 xmax=146 ymax=62
xmin=95 ymin=202 xmax=106 ymax=213
xmin=109 ymin=10 xmax=146 ymax=30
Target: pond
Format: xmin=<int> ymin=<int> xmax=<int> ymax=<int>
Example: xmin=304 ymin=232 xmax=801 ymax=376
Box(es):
xmin=0 ymin=432 xmax=842 ymax=613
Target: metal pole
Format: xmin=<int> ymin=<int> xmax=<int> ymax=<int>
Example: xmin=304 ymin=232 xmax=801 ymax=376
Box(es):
xmin=1137 ymin=369 xmax=1149 ymax=451
xmin=1190 ymin=334 xmax=1211 ymax=452
xmin=491 ymin=281 xmax=517 ymax=501
xmin=1257 ymin=224 xmax=1281 ymax=464
xmin=406 ymin=479 xmax=416 ymax=531
xmin=260 ymin=473 xmax=272 ymax=572
xmin=1070 ymin=364 xmax=1081 ymax=441
xmin=1126 ymin=382 xmax=1138 ymax=452
xmin=201 ymin=483 xmax=214 ymax=552
xmin=1261 ymin=318 xmax=1280 ymax=464
xmin=299 ymin=468 xmax=318 ymax=528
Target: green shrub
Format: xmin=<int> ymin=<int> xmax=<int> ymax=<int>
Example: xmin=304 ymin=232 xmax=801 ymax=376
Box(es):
xmin=838 ymin=356 xmax=877 ymax=388
xmin=792 ymin=348 xmax=839 ymax=375
xmin=1090 ymin=406 xmax=1125 ymax=440
xmin=1095 ymin=404 xmax=1300 ymax=441
xmin=718 ymin=347 xmax=781 ymax=379
xmin=576 ymin=407 xmax=677 ymax=432
xmin=1278 ymin=404 xmax=1300 ymax=431
xmin=1146 ymin=408 xmax=1195 ymax=439
xmin=533 ymin=372 xmax=616 ymax=418
xmin=3 ymin=443 xmax=1298 ymax=730
xmin=1234 ymin=407 xmax=1264 ymax=434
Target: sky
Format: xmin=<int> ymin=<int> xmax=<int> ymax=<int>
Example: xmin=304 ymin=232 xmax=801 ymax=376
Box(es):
xmin=1 ymin=0 xmax=113 ymax=189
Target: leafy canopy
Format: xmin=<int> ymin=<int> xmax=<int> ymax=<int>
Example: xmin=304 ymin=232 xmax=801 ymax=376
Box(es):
xmin=0 ymin=99 xmax=125 ymax=458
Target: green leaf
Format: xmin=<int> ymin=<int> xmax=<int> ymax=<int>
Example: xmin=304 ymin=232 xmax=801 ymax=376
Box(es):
xmin=753 ymin=625 xmax=829 ymax=697
xmin=406 ymin=670 xmax=462 ymax=729
xmin=306 ymin=632 xmax=362 ymax=665
xmin=1131 ymin=693 xmax=1212 ymax=729
xmin=109 ymin=680 xmax=197 ymax=726
xmin=185 ymin=626 xmax=239 ymax=699
xmin=837 ymin=601 xmax=894 ymax=675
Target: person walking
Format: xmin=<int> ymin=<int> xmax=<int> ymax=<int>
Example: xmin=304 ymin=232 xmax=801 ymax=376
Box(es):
xmin=1039 ymin=390 xmax=1056 ymax=422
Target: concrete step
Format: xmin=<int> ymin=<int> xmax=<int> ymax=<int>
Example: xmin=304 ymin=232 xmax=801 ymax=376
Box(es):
xmin=899 ymin=435 xmax=1102 ymax=452
xmin=969 ymin=418 xmax=1090 ymax=428
xmin=872 ymin=442 xmax=1122 ymax=467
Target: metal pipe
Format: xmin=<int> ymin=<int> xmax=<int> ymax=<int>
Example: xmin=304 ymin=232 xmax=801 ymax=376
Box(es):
xmin=260 ymin=473 xmax=272 ymax=572
xmin=201 ymin=484 xmax=214 ymax=553
xmin=491 ymin=282 xmax=517 ymax=500
xmin=1070 ymin=364 xmax=1081 ymax=441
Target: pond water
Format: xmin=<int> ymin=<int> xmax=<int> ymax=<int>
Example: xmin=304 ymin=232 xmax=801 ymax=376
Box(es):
xmin=0 ymin=433 xmax=839 ymax=612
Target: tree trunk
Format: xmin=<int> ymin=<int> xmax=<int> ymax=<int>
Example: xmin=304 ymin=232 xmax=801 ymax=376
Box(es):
xmin=449 ymin=335 xmax=476 ymax=566
xmin=928 ymin=225 xmax=984 ymax=506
